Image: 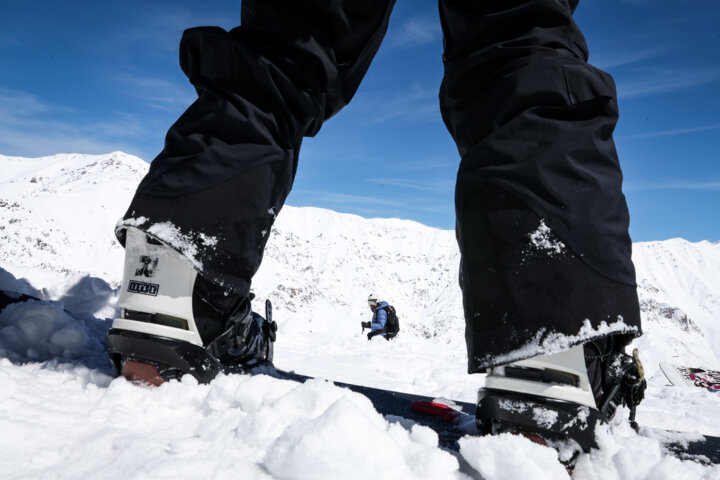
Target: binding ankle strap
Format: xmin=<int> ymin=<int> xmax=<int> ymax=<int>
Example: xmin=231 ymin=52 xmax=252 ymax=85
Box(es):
xmin=599 ymin=349 xmax=646 ymax=427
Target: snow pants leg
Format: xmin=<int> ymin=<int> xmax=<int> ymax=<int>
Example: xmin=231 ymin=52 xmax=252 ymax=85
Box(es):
xmin=438 ymin=0 xmax=641 ymax=371
xmin=117 ymin=0 xmax=641 ymax=372
xmin=117 ymin=0 xmax=396 ymax=296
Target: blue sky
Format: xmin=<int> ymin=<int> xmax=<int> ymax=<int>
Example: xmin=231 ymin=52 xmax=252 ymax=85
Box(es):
xmin=2 ymin=0 xmax=719 ymax=242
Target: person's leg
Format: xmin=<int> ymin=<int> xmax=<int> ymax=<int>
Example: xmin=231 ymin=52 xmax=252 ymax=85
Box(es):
xmin=439 ymin=0 xmax=645 ymax=451
xmin=118 ymin=0 xmax=395 ymax=296
xmin=108 ymin=0 xmax=396 ymax=381
xmin=440 ymin=0 xmax=640 ymax=372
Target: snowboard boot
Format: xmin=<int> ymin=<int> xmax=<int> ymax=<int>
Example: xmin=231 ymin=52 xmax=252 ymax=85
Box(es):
xmin=106 ymin=228 xmax=277 ymax=385
xmin=476 ymin=338 xmax=646 ymax=458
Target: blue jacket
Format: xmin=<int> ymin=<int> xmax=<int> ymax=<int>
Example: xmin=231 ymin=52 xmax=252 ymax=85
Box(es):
xmin=370 ymin=301 xmax=389 ymax=334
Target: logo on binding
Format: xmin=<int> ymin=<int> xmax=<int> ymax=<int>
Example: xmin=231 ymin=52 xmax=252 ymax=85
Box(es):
xmin=128 ymin=280 xmax=159 ymax=296
xmin=135 ymin=256 xmax=159 ymax=277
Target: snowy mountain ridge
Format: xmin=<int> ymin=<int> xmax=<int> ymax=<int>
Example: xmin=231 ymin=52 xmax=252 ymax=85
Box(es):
xmin=1 ymin=151 xmax=719 ymax=371
xmin=0 ymin=152 xmax=146 ymax=283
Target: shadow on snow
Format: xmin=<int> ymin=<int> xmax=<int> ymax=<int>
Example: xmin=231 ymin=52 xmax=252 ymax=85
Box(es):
xmin=0 ymin=266 xmax=116 ymax=376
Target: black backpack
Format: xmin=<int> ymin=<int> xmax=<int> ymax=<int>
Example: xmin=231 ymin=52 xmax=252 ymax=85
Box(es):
xmin=381 ymin=305 xmax=400 ymax=335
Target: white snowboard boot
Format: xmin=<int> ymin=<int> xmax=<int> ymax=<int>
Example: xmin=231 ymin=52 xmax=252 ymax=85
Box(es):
xmin=476 ymin=341 xmax=645 ymax=456
xmin=107 ymin=228 xmax=276 ymax=385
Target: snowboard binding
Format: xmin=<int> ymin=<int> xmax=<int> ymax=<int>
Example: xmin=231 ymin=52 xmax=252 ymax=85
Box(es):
xmin=107 ymin=228 xmax=277 ymax=385
xmin=476 ymin=344 xmax=646 ymax=460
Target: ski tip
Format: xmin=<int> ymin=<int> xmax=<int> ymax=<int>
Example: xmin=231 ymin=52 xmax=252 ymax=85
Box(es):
xmin=122 ymin=360 xmax=165 ymax=387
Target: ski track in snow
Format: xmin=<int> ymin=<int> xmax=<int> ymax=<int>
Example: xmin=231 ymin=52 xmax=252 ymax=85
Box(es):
xmin=1 ymin=152 xmax=720 ymax=479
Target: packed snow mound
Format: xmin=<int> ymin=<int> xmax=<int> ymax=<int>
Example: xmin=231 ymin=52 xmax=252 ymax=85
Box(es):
xmin=0 ymin=298 xmax=111 ymax=368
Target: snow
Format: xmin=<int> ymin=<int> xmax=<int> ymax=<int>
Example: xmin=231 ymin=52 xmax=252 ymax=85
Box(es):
xmin=116 ymin=217 xmax=221 ymax=272
xmin=459 ymin=433 xmax=571 ymax=479
xmin=572 ymin=423 xmax=717 ymax=480
xmin=527 ymin=219 xmax=566 ymax=256
xmin=1 ymin=152 xmax=720 ymax=479
xmin=476 ymin=318 xmax=641 ymax=368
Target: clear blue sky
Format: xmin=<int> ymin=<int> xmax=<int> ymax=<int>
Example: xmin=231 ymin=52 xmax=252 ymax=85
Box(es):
xmin=2 ymin=0 xmax=719 ymax=242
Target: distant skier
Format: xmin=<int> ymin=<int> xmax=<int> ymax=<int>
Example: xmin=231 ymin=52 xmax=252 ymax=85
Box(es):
xmin=106 ymin=0 xmax=646 ymax=455
xmin=362 ymin=294 xmax=399 ymax=341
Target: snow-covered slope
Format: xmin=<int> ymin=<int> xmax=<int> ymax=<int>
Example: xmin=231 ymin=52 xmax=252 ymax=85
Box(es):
xmin=0 ymin=152 xmax=146 ymax=285
xmin=1 ymin=152 xmax=719 ymax=479
xmin=259 ymin=207 xmax=464 ymax=341
xmin=2 ymin=152 xmax=718 ymax=372
xmin=633 ymin=239 xmax=720 ymax=370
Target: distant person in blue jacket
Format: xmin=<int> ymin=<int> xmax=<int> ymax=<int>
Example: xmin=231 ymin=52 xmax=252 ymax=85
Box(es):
xmin=361 ymin=293 xmax=398 ymax=340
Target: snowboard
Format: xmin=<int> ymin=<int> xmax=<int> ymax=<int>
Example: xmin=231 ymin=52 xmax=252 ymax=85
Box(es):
xmin=660 ymin=363 xmax=720 ymax=392
xmin=266 ymin=367 xmax=720 ymax=466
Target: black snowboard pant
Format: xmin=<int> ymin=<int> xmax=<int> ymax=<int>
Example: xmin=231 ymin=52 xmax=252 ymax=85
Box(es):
xmin=118 ymin=0 xmax=641 ymax=372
